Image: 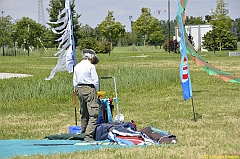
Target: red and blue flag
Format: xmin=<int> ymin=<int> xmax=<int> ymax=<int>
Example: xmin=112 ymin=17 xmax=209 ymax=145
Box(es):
xmin=178 ymin=0 xmax=192 ymax=100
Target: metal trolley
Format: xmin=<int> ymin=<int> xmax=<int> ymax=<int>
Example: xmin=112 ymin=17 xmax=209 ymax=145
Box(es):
xmin=97 ymin=76 xmax=121 ymax=123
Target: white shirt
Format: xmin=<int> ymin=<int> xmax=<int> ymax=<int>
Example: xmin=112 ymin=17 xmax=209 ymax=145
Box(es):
xmin=73 ymin=60 xmax=99 ymax=91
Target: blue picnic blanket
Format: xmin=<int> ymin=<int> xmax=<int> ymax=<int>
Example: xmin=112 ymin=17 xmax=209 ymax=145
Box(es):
xmin=0 ymin=139 xmax=119 ymax=158
xmin=0 ymin=127 xmax=175 ymax=158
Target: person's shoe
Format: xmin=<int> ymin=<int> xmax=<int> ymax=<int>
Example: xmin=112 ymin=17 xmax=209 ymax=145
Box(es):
xmin=84 ymin=137 xmax=94 ymax=142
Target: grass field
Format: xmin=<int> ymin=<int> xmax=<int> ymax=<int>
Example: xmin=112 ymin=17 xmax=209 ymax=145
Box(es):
xmin=0 ymin=46 xmax=240 ymax=159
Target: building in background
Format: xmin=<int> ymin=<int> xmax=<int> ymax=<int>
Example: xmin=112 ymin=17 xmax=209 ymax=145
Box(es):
xmin=175 ymin=24 xmax=212 ymax=52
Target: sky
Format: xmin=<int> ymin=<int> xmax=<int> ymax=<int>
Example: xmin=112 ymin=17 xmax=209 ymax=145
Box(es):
xmin=0 ymin=0 xmax=239 ymax=31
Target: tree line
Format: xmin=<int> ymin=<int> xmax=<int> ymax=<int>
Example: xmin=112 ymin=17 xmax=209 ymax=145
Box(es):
xmin=0 ymin=0 xmax=239 ymax=56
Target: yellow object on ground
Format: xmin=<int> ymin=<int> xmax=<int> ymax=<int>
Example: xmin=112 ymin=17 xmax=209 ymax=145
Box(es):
xmin=97 ymin=91 xmax=106 ymax=96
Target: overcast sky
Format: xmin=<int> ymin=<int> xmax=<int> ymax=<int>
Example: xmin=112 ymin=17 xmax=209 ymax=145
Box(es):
xmin=0 ymin=0 xmax=239 ymax=31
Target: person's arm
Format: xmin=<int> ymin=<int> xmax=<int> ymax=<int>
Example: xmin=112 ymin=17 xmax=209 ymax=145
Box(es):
xmin=90 ymin=66 xmax=99 ymax=92
xmin=73 ymin=70 xmax=78 ymax=89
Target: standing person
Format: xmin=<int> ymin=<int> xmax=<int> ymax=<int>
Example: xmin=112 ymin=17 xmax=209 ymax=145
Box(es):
xmin=73 ymin=49 xmax=100 ymax=142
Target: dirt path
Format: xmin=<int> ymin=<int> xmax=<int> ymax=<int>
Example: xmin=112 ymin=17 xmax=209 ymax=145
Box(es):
xmin=0 ymin=73 xmax=33 ymax=79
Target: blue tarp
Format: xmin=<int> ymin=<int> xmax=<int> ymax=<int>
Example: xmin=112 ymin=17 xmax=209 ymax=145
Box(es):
xmin=0 ymin=139 xmax=120 ymax=158
xmin=0 ymin=127 xmax=174 ymax=158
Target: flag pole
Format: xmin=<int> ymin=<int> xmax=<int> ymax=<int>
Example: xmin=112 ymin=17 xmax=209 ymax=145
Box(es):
xmin=67 ymin=0 xmax=77 ymax=126
xmin=168 ymin=0 xmax=171 ymax=54
xmin=74 ymin=90 xmax=78 ymax=125
xmin=177 ymin=0 xmax=196 ymax=121
xmin=191 ymin=97 xmax=196 ymax=121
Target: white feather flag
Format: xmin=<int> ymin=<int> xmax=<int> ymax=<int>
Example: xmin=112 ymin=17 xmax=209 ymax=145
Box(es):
xmin=45 ymin=0 xmax=77 ymax=80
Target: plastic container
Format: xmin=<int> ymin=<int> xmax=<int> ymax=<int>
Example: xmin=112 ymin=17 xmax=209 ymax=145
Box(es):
xmin=69 ymin=126 xmax=81 ymax=134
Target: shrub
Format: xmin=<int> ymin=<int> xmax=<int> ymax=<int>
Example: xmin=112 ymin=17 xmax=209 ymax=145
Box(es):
xmin=162 ymin=39 xmax=179 ymax=53
xmin=79 ymin=37 xmax=110 ymax=54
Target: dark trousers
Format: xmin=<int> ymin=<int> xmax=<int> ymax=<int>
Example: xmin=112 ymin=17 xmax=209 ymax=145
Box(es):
xmin=76 ymin=85 xmax=99 ymax=141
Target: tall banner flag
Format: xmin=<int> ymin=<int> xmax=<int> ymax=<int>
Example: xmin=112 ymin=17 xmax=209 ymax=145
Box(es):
xmin=177 ymin=0 xmax=192 ymax=100
xmin=45 ymin=0 xmax=77 ymax=80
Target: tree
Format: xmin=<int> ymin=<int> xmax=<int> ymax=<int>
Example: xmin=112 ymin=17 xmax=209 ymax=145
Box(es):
xmin=44 ymin=28 xmax=55 ymax=48
xmin=205 ymin=15 xmax=212 ymax=23
xmin=128 ymin=31 xmax=139 ymax=46
xmin=122 ymin=31 xmax=138 ymax=46
xmin=98 ymin=11 xmax=126 ymax=47
xmin=149 ymin=30 xmax=164 ymax=49
xmin=79 ymin=24 xmax=96 ymax=40
xmin=159 ymin=20 xmax=175 ymax=42
xmin=133 ymin=7 xmax=161 ymax=49
xmin=185 ymin=16 xmax=206 ymax=25
xmin=202 ymin=29 xmax=237 ymax=51
xmin=0 ymin=15 xmax=21 ymax=56
xmin=202 ymin=0 xmax=238 ymax=51
xmin=0 ymin=15 xmax=14 ymax=49
xmin=46 ymin=0 xmax=81 ymax=47
xmin=234 ymin=18 xmax=240 ymax=41
xmin=13 ymin=17 xmax=46 ymax=50
xmin=78 ymin=25 xmax=109 ymax=53
xmin=162 ymin=39 xmax=179 ymax=53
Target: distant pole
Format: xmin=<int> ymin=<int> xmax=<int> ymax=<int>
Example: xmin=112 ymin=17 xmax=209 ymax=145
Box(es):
xmin=213 ymin=23 xmax=216 ymax=54
xmin=108 ymin=33 xmax=110 ymax=56
xmin=1 ymin=11 xmax=5 ymax=56
xmin=24 ymin=39 xmax=26 ymax=51
xmin=129 ymin=16 xmax=132 ymax=32
xmin=28 ymin=24 xmax=30 ymax=56
xmin=107 ymin=26 xmax=110 ymax=56
xmin=168 ymin=0 xmax=171 ymax=54
xmin=191 ymin=97 xmax=197 ymax=121
xmin=13 ymin=30 xmax=16 ymax=57
xmin=28 ymin=44 xmax=30 ymax=56
xmin=38 ymin=0 xmax=45 ymax=26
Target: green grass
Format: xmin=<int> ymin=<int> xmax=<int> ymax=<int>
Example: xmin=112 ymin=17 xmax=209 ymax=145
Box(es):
xmin=0 ymin=46 xmax=240 ymax=159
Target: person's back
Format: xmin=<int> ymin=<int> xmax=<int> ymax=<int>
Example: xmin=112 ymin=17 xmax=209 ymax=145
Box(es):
xmin=73 ymin=60 xmax=98 ymax=90
xmin=73 ymin=49 xmax=99 ymax=142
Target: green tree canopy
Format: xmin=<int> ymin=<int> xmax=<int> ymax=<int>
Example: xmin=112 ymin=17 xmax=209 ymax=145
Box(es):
xmin=13 ymin=17 xmax=46 ymax=50
xmin=202 ymin=0 xmax=238 ymax=51
xmin=98 ymin=11 xmax=126 ymax=46
xmin=0 ymin=15 xmax=15 ymax=49
xmin=234 ymin=18 xmax=240 ymax=41
xmin=78 ymin=24 xmax=104 ymax=51
xmin=149 ymin=30 xmax=164 ymax=48
xmin=159 ymin=20 xmax=175 ymax=41
xmin=133 ymin=7 xmax=162 ymax=48
xmin=79 ymin=24 xmax=96 ymax=40
xmin=185 ymin=16 xmax=206 ymax=25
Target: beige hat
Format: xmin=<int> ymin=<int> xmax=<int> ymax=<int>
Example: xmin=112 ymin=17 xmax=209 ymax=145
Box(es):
xmin=82 ymin=49 xmax=99 ymax=64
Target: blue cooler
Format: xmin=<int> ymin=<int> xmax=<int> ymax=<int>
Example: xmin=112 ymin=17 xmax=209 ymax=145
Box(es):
xmin=69 ymin=126 xmax=81 ymax=134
